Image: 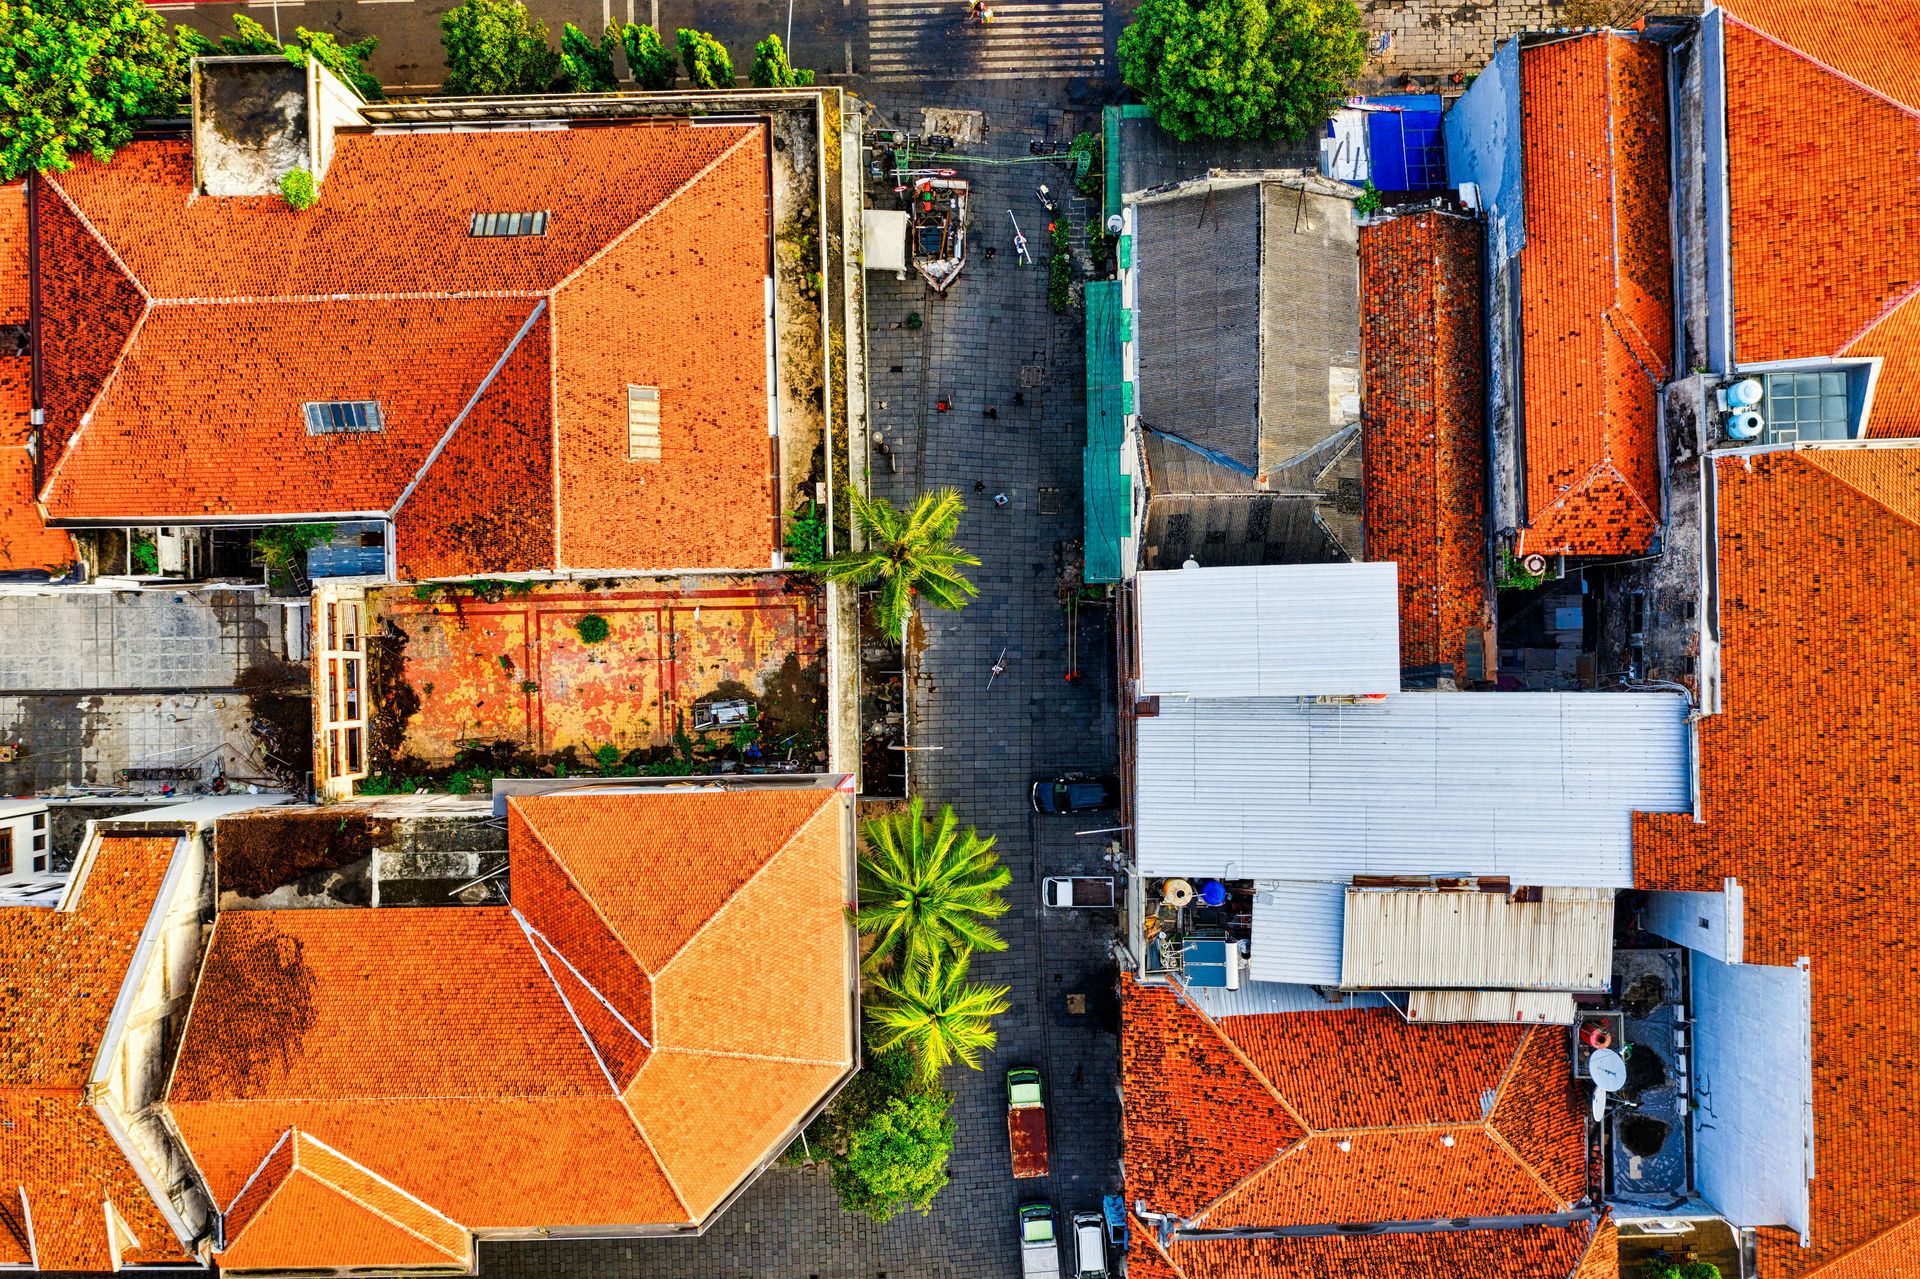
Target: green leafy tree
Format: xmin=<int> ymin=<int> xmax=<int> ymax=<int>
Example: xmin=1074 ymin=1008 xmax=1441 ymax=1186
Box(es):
xmin=1117 ymin=0 xmax=1366 ymax=143
xmin=0 ymin=0 xmax=187 ymax=179
xmin=175 ymin=13 xmax=278 ymax=57
xmin=675 ymin=27 xmax=734 ymax=88
xmin=750 ymin=34 xmax=814 ymax=87
xmin=294 ymin=27 xmax=383 ymax=100
xmin=558 ymin=21 xmax=616 ymax=91
xmin=866 ymin=951 xmax=1010 ymax=1081
xmin=856 ymin=796 xmax=1009 ymax=975
xmin=813 ymin=488 xmax=980 ymax=638
xmin=618 ymin=23 xmax=677 ymax=89
xmin=796 ymin=1050 xmax=955 ymax=1221
xmin=439 ymin=0 xmax=559 ymax=95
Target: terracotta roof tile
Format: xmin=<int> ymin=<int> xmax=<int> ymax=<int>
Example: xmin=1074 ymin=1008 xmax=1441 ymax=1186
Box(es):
xmin=1720 ymin=0 xmax=1920 ymax=117
xmin=31 ymin=180 xmax=144 ymax=476
xmin=1572 ymin=1216 xmax=1619 ymax=1279
xmin=1133 ymin=1214 xmax=1600 ymax=1279
xmin=0 ymin=182 xmax=26 ymax=324
xmin=1123 ymin=980 xmax=1587 ymax=1239
xmin=1360 ymin=210 xmax=1490 ymax=680
xmin=1634 ymin=448 xmax=1920 ymax=1274
xmin=1804 ymin=1211 xmax=1920 ymax=1279
xmin=0 ymin=833 xmax=194 ymax=1270
xmin=0 ymin=361 xmax=74 ymax=572
xmin=1517 ymin=33 xmax=1670 ymax=556
xmin=42 ymin=297 xmax=541 ymax=520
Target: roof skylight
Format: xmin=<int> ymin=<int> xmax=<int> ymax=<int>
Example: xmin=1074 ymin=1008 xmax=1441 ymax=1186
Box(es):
xmin=470 ymin=211 xmax=549 ymax=238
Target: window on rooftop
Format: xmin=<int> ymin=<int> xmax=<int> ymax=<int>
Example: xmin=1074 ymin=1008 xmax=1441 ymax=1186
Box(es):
xmin=627 ymin=386 xmax=661 ymax=462
xmin=1761 ymin=369 xmax=1862 ymax=444
xmin=304 ymin=401 xmax=384 ymax=435
xmin=470 ymin=211 xmax=549 ymax=238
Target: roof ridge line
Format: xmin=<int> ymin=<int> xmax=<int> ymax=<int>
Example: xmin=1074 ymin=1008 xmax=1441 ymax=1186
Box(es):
xmin=40 ymin=175 xmax=151 ymax=301
xmin=1183 ymin=1134 xmax=1314 ymax=1229
xmin=612 ymin=1088 xmax=696 ymax=1225
xmin=653 ymin=790 xmax=838 ymax=974
xmin=1722 ymin=11 xmax=1920 ymax=122
xmin=290 ymin=1133 xmax=469 ymax=1262
xmin=1481 ymin=1121 xmax=1572 ymax=1211
xmin=389 ymin=298 xmax=548 ymax=518
xmin=548 ymin=127 xmax=762 ymax=297
xmin=1484 ymin=1024 xmax=1534 ymax=1120
xmin=509 ymin=909 xmax=624 ymax=1096
xmin=515 ymin=910 xmax=653 ymax=1050
xmin=146 ymin=290 xmax=549 ymax=307
xmin=293 ymin=1172 xmax=468 ymax=1264
xmin=38 ymin=301 xmax=153 ymax=509
xmin=1159 ymin=978 xmax=1314 ymax=1147
xmin=647 ymin=1045 xmax=850 ymax=1069
xmin=506 ymin=797 xmax=657 ymax=978
xmin=1790 ymin=448 xmax=1920 ymax=532
xmin=223 ymin=1127 xmax=294 ymax=1215
xmin=1837 ymin=280 xmax=1920 ymax=356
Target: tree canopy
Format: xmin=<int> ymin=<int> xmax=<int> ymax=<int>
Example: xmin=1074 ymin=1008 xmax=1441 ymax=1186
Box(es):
xmin=557 ymin=21 xmax=617 ymax=92
xmin=1116 ymin=0 xmax=1366 ymax=142
xmin=812 ymin=489 xmax=981 ymax=638
xmin=750 ymin=33 xmax=814 ymax=88
xmin=439 ymin=0 xmax=559 ymax=95
xmin=619 ymin=23 xmax=677 ymax=90
xmin=855 ymin=797 xmax=1009 ymax=975
xmin=675 ymin=27 xmax=733 ymax=89
xmin=865 ymin=951 xmax=1010 ymax=1081
xmin=0 ymin=0 xmax=186 ymax=179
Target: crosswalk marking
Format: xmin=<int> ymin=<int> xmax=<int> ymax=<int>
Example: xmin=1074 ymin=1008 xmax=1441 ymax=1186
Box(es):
xmin=865 ymin=0 xmax=1107 ymax=81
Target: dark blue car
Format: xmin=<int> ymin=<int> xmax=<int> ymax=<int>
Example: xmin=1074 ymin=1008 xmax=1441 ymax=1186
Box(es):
xmin=1030 ymin=774 xmax=1119 ymax=814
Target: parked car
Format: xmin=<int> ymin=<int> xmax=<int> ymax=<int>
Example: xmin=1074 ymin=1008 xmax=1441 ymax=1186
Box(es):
xmin=1071 ymin=1210 xmax=1108 ymax=1279
xmin=1007 ymin=1066 xmax=1050 ymax=1178
xmin=1019 ymin=1202 xmax=1062 ymax=1279
xmin=1043 ymin=875 xmax=1116 ymax=909
xmin=1031 ymin=773 xmax=1119 ymax=814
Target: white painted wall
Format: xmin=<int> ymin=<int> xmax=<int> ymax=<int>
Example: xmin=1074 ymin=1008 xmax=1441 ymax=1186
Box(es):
xmin=1644 ymin=881 xmax=1744 ymax=963
xmin=1690 ymin=953 xmax=1812 ymax=1240
xmin=0 ymin=801 xmax=50 ymax=883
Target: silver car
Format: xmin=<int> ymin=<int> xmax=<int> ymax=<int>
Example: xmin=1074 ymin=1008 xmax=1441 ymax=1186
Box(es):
xmin=1071 ymin=1210 xmax=1108 ymax=1279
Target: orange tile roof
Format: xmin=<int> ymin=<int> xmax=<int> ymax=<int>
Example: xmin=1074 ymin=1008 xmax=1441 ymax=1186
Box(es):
xmin=1717 ymin=5 xmax=1920 ymax=437
xmin=1130 ymin=1212 xmax=1602 ymax=1279
xmin=1360 ymin=210 xmax=1490 ymax=681
xmin=168 ymin=785 xmax=857 ymax=1265
xmin=0 ymin=833 xmax=195 ymax=1270
xmin=0 ymin=360 xmax=74 ymax=573
xmin=33 ymin=121 xmax=775 ymax=574
xmin=1121 ymin=979 xmax=1589 ymax=1244
xmin=1517 ymin=33 xmax=1670 ymax=557
xmin=1634 ymin=448 xmax=1920 ymax=1277
xmin=217 ymin=1131 xmax=470 ymax=1272
xmin=0 ymin=182 xmax=26 ymax=324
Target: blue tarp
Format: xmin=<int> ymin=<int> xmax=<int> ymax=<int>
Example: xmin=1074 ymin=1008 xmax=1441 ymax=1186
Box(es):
xmin=1444 ymin=38 xmax=1525 ymax=260
xmin=1365 ymin=101 xmax=1446 ymax=192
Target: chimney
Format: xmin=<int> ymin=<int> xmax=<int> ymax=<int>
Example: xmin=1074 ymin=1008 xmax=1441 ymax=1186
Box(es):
xmin=191 ymin=55 xmax=363 ymax=198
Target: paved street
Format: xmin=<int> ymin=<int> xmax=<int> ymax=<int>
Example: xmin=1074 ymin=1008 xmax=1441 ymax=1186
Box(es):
xmin=865 ymin=0 xmax=1107 ymax=82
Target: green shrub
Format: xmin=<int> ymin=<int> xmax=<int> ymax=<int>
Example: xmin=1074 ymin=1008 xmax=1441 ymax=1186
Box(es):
xmin=1117 ymin=0 xmax=1365 ymax=142
xmin=130 ymin=533 xmax=159 ymax=575
xmin=785 ymin=500 xmax=827 ymax=565
xmin=294 ymin=26 xmax=383 ymax=99
xmin=558 ymin=21 xmax=617 ymax=91
xmin=809 ymin=1050 xmax=955 ymax=1221
xmin=618 ymin=22 xmax=677 ymax=89
xmin=439 ymin=0 xmax=560 ymax=94
xmin=1068 ymin=131 xmax=1102 ymax=200
xmin=1048 ymin=252 xmax=1072 ymax=313
xmin=280 ymin=168 xmax=318 ymax=211
xmin=750 ymin=33 xmax=814 ymax=87
xmin=576 ymin=613 xmax=611 ymax=644
xmin=676 ymin=28 xmax=733 ymax=88
xmin=1354 ymin=178 xmax=1382 ymax=215
xmin=1495 ymin=546 xmax=1546 ymax=591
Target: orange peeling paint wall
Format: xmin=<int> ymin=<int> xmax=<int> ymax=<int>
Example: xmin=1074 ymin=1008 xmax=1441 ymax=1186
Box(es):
xmin=552 ymin=131 xmax=774 ymax=572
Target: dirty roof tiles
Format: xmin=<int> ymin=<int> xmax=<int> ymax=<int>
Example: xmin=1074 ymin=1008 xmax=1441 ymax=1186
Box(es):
xmin=0 ymin=832 xmax=195 ymax=1271
xmin=1717 ymin=2 xmax=1920 ymax=437
xmin=1634 ymin=448 xmax=1920 ymax=1277
xmin=33 ymin=122 xmax=774 ymax=573
xmin=1131 ymin=1219 xmax=1603 ymax=1279
xmin=0 ymin=361 xmax=74 ymax=573
xmin=167 ymin=785 xmax=856 ymax=1267
xmin=1360 ymin=210 xmax=1490 ymax=679
xmin=1517 ymin=32 xmax=1670 ymax=556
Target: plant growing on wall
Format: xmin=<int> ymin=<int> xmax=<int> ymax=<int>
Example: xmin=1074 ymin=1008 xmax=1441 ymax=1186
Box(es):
xmin=617 ymin=23 xmax=677 ymax=89
xmin=811 ymin=489 xmax=980 ymax=637
xmin=280 ymin=168 xmax=318 ymax=210
xmin=575 ymin=613 xmax=611 ymax=644
xmin=676 ymin=27 xmax=734 ymax=88
xmin=855 ymin=796 xmax=1010 ymax=974
xmin=864 ymin=951 xmax=1010 ymax=1081
xmin=1117 ymin=0 xmax=1365 ymax=143
xmin=439 ymin=0 xmax=560 ymax=95
xmin=784 ymin=499 xmax=827 ymax=566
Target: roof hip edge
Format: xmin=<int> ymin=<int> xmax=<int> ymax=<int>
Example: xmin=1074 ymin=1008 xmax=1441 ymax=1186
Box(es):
xmin=1721 ymin=10 xmax=1920 ymax=121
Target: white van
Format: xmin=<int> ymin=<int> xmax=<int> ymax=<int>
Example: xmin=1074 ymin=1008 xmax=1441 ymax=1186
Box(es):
xmin=1071 ymin=1210 xmax=1107 ymax=1279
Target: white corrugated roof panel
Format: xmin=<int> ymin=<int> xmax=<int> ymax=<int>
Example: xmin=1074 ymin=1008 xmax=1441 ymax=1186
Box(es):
xmin=1340 ymin=887 xmax=1614 ymax=991
xmin=1248 ymin=881 xmax=1346 ymax=984
xmin=1136 ymin=563 xmax=1399 ymax=699
xmin=1134 ymin=691 xmax=1690 ymax=886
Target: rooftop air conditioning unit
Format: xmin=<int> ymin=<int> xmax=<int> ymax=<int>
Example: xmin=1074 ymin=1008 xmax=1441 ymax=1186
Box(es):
xmin=1728 ymin=409 xmax=1765 ymax=441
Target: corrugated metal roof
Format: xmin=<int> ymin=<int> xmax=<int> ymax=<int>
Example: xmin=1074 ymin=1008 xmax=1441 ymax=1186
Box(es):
xmin=1136 ymin=563 xmax=1399 ymax=698
xmin=1184 ymin=979 xmax=1389 ymax=1019
xmin=1403 ymin=990 xmax=1576 ymax=1023
xmin=1134 ymin=691 xmax=1690 ymax=886
xmin=1340 ymin=887 xmax=1614 ymax=990
xmin=1248 ymin=880 xmax=1346 ymax=984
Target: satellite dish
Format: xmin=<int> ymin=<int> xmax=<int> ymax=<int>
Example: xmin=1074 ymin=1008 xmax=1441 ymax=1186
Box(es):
xmin=1588 ymin=1047 xmax=1628 ymax=1121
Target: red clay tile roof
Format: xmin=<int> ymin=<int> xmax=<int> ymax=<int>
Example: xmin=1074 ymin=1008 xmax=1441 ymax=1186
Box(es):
xmin=1360 ymin=210 xmax=1490 ymax=680
xmin=1517 ymin=32 xmax=1671 ymax=557
xmin=167 ymin=786 xmax=856 ymax=1265
xmin=33 ymin=121 xmax=775 ymax=574
xmin=1 ymin=360 xmax=74 ymax=572
xmin=1121 ymin=979 xmax=1589 ymax=1241
xmin=0 ymin=182 xmax=26 ymax=324
xmin=1634 ymin=447 xmax=1920 ymax=1277
xmin=1718 ymin=5 xmax=1920 ymax=437
xmin=1130 ymin=1212 xmax=1602 ymax=1279
xmin=0 ymin=832 xmax=194 ymax=1270
xmin=217 ymin=1130 xmax=471 ymax=1272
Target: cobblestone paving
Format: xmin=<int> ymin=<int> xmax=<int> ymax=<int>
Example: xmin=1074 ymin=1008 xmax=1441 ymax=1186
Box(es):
xmin=480 ymin=91 xmax=1120 ymax=1279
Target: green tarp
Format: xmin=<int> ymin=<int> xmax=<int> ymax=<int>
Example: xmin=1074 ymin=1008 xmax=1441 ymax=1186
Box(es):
xmin=1084 ymin=278 xmax=1130 ymax=583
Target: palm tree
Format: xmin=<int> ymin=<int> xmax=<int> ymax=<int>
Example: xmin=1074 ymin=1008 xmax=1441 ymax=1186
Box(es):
xmin=855 ymin=798 xmax=1010 ymax=975
xmin=813 ymin=489 xmax=980 ymax=637
xmin=866 ymin=951 xmax=1011 ymax=1080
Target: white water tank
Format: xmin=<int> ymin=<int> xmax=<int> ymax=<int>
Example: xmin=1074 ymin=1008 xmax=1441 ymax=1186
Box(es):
xmin=1717 ymin=377 xmax=1763 ymax=412
xmin=1728 ymin=409 xmax=1765 ymax=441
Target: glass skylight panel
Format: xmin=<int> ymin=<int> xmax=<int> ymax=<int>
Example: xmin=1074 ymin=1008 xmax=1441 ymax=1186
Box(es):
xmin=470 ymin=211 xmax=549 ymax=237
xmin=303 ymin=401 xmax=384 ymax=435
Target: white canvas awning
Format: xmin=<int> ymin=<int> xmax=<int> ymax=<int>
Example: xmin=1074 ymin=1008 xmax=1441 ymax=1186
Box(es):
xmin=1135 ymin=562 xmax=1399 ymax=699
xmin=862 ymin=209 xmax=909 ymax=276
